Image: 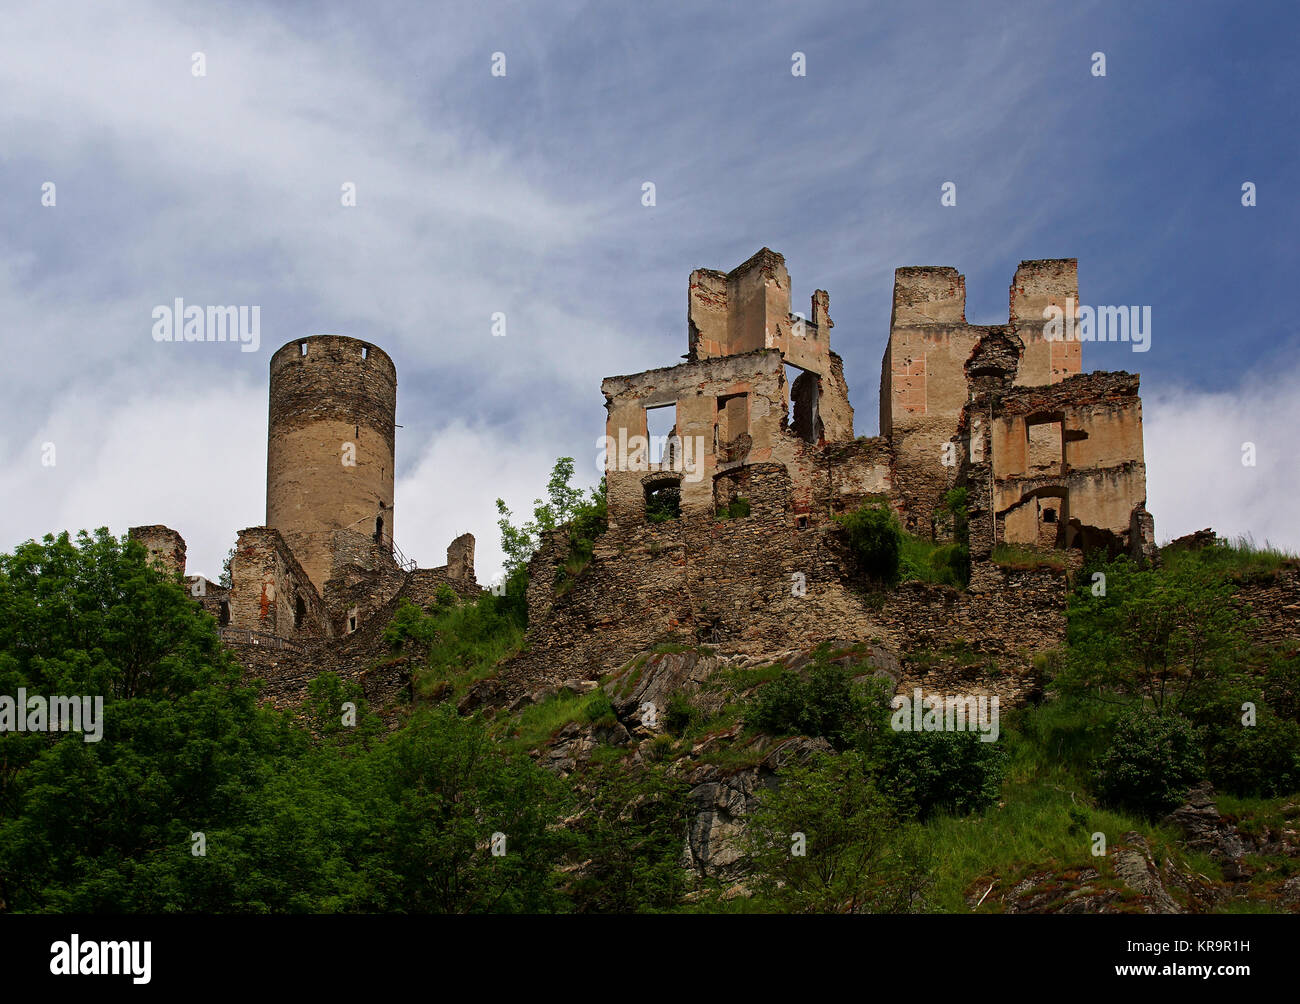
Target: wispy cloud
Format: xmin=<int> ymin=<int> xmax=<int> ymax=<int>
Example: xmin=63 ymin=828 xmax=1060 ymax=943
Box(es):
xmin=1 ymin=0 xmax=1296 ymax=574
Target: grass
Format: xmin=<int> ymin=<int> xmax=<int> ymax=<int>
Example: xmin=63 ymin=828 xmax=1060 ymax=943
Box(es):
xmin=554 ymin=547 xmax=594 ymax=596
xmin=899 ymin=534 xmax=969 ymax=588
xmin=913 ymin=697 xmax=1300 ymax=912
xmin=1162 ymin=533 xmax=1297 ymax=578
xmin=501 ymin=688 xmax=613 ymax=751
xmin=385 ymin=595 xmax=525 ymax=702
xmin=1217 ymin=792 xmax=1300 ymax=840
xmin=991 ymin=542 xmax=1066 ymax=573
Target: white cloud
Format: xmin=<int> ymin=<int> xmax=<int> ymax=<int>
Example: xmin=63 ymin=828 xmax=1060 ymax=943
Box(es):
xmin=0 ymin=374 xmax=265 ymax=579
xmin=396 ymin=421 xmax=603 ymax=585
xmin=1145 ymin=354 xmax=1300 ymax=552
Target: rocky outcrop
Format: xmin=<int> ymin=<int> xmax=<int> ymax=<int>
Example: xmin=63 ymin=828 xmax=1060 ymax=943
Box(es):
xmin=1162 ymin=782 xmax=1250 ymax=870
xmin=680 ymin=736 xmax=834 ymax=879
xmin=1110 ymin=832 xmax=1182 ymax=914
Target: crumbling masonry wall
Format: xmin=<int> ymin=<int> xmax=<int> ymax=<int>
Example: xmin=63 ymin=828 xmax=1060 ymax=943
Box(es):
xmin=603 ymin=249 xmax=860 ymax=531
xmin=128 ymin=525 xmax=187 ymax=577
xmin=228 ymin=526 xmax=331 ymax=638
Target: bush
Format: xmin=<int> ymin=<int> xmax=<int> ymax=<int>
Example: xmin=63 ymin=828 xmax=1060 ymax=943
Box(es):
xmin=836 ymin=502 xmax=902 ymax=585
xmin=740 ymin=751 xmax=932 ymax=913
xmin=716 ymin=497 xmax=751 ymax=520
xmin=664 ymin=692 xmax=697 ymax=736
xmin=1093 ymin=712 xmax=1205 ymax=817
xmin=1201 ymin=708 xmax=1300 ymax=798
xmin=873 ymin=729 xmax=1006 ymax=820
xmin=748 ymin=647 xmax=868 ymax=750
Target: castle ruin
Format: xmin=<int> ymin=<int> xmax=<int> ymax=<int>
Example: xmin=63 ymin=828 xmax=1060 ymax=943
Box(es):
xmin=131 ymin=335 xmax=478 ymax=658
xmin=129 ymin=250 xmax=1157 ymax=711
xmin=601 ymin=248 xmax=1153 ymax=562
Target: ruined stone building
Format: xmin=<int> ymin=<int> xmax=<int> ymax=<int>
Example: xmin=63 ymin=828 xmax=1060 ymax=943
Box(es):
xmin=127 ymin=251 xmax=1156 ymax=714
xmin=601 ymin=248 xmax=1154 ymax=563
xmin=469 ymin=249 xmax=1158 ymax=711
xmin=130 ymin=335 xmax=478 ymax=667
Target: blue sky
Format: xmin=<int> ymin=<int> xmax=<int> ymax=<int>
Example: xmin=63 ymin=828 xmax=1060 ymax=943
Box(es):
xmin=2 ymin=0 xmax=1297 ymax=580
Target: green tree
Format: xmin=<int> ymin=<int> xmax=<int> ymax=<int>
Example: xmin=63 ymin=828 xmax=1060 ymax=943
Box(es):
xmin=357 ymin=706 xmax=569 ymax=913
xmin=835 ymin=501 xmax=903 ymax=585
xmin=1060 ymin=556 xmax=1244 ymax=714
xmin=741 ymin=751 xmax=931 ymax=913
xmin=564 ymin=760 xmax=690 ymax=913
xmin=0 ymin=530 xmax=301 ymax=912
xmin=495 ymin=458 xmax=604 ymax=577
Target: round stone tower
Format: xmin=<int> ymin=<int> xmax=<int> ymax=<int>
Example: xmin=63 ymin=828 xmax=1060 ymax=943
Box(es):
xmin=266 ymin=335 xmax=397 ymax=592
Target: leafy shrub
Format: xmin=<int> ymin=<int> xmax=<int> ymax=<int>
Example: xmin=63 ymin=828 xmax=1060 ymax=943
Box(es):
xmin=1200 ymin=706 xmax=1300 ymax=798
xmin=873 ymin=728 xmax=1006 ymax=820
xmin=741 ymin=751 xmax=932 ymax=913
xmin=748 ymin=647 xmax=868 ymax=750
xmin=835 ymin=502 xmax=902 ymax=585
xmin=716 ymin=497 xmax=751 ymax=520
xmin=645 ymin=484 xmax=681 ymax=523
xmin=664 ymin=692 xmax=697 ymax=736
xmin=1093 ymin=712 xmax=1205 ymax=816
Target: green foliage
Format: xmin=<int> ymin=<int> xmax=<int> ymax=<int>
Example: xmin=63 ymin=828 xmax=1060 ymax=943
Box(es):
xmin=664 ymin=692 xmax=697 ymax=736
xmin=991 ymin=542 xmax=1066 ymax=572
xmin=740 ymin=751 xmax=932 ymax=913
xmin=1264 ymin=650 xmax=1300 ymax=723
xmin=581 ymin=690 xmax=617 ymax=729
xmin=383 ymin=592 xmax=525 ymax=701
xmin=563 ymin=760 xmax=690 ymax=913
xmin=357 ymin=706 xmax=569 ymax=913
xmin=1093 ymin=712 xmax=1205 ymax=817
xmin=835 ymin=502 xmax=902 ymax=585
xmin=871 ymin=728 xmax=1007 ymax=820
xmin=645 ymin=484 xmax=680 ymax=523
xmin=898 ymin=535 xmax=969 ymax=588
xmin=0 ymin=530 xmax=302 ymax=912
xmin=495 ymin=458 xmax=606 ymax=579
xmin=716 ymin=497 xmax=751 ymax=520
xmin=935 ymin=487 xmax=969 ymax=544
xmin=747 ymin=646 xmax=869 ymax=751
xmin=1060 ymin=555 xmax=1245 ymax=714
xmin=1011 ymin=696 xmax=1123 ymax=778
xmin=304 ymin=672 xmax=383 ymax=750
xmin=1161 ymin=533 xmax=1296 ymax=578
xmin=506 ymin=688 xmax=611 ymax=751
xmin=1193 ymin=688 xmax=1300 ymax=798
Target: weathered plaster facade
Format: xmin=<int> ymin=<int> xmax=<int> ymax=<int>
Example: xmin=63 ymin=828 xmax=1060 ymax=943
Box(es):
xmin=604 ymin=248 xmax=1150 ymax=556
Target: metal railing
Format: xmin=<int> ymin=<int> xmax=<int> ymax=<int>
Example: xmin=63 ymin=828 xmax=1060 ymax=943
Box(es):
xmin=331 ymin=527 xmax=418 ymax=573
xmin=218 ymin=627 xmax=304 ymax=653
xmin=387 ymin=536 xmax=417 ymax=572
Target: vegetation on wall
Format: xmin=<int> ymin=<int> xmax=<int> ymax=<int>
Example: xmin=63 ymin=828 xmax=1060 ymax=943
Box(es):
xmin=1 ymin=489 xmax=1297 ymax=914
